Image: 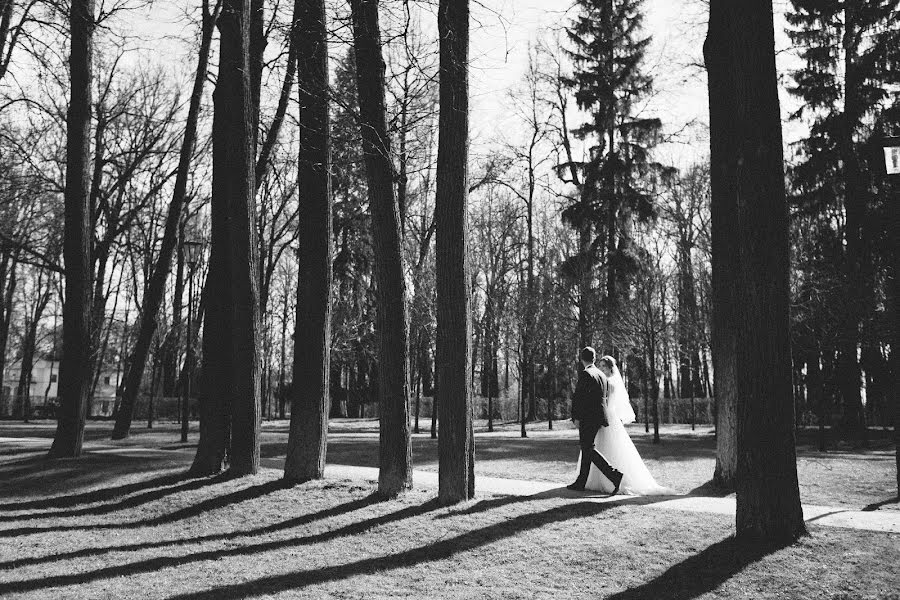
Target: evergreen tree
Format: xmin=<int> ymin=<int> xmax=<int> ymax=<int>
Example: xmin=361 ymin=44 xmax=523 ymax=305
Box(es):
xmin=787 ymin=0 xmax=900 ymax=442
xmin=562 ymin=0 xmax=661 ymax=353
xmin=329 ymin=48 xmax=377 ymax=420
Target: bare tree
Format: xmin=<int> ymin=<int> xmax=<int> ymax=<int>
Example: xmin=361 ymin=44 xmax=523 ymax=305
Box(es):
xmin=48 ymin=0 xmax=94 ymax=458
xmin=112 ymin=0 xmax=222 ymax=440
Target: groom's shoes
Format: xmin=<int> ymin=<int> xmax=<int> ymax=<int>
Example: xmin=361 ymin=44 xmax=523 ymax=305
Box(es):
xmin=566 ymin=481 xmax=586 ymax=491
xmin=609 ymin=470 xmax=624 ymax=495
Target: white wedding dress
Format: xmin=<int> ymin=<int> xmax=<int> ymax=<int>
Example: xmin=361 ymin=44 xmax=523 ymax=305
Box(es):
xmin=580 ymin=366 xmax=672 ymax=495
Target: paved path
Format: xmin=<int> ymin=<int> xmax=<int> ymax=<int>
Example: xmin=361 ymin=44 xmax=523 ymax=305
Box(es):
xmin=313 ymin=462 xmax=900 ymax=535
xmin=3 ymin=437 xmax=898 ymax=535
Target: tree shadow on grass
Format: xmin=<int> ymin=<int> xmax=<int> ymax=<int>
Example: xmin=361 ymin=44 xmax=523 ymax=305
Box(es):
xmin=0 ymin=473 xmax=231 ymax=521
xmin=0 ymin=451 xmax=191 ymax=503
xmin=685 ymin=479 xmax=734 ymax=498
xmin=0 ymin=475 xmax=287 ymax=538
xmin=0 ymin=492 xmax=382 ymax=572
xmin=0 ymin=471 xmax=190 ymax=512
xmin=0 ymin=495 xmax=442 ymax=596
xmin=160 ymin=500 xmax=620 ymax=600
xmin=862 ymin=497 xmax=898 ymax=511
xmin=434 ymin=486 xmax=681 ymax=521
xmin=604 ymin=536 xmax=792 ymax=600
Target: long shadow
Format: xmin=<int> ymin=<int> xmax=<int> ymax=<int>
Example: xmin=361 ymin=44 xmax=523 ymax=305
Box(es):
xmin=804 ymin=510 xmax=847 ymax=524
xmin=0 ymin=473 xmax=229 ymax=521
xmin=603 ymin=536 xmax=791 ymax=600
xmin=0 ymin=493 xmax=380 ymax=572
xmin=435 ymin=487 xmax=680 ymax=520
xmin=0 ymin=471 xmax=190 ymax=511
xmin=161 ymin=501 xmax=617 ymax=600
xmin=0 ymin=477 xmax=287 ymax=538
xmin=862 ymin=497 xmax=898 ymax=512
xmin=685 ymin=479 xmax=733 ymax=498
xmin=0 ymin=496 xmax=442 ymax=595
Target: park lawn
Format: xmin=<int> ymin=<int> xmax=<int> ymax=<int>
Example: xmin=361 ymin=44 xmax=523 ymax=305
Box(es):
xmin=2 ymin=419 xmax=896 ymax=510
xmin=0 ymin=450 xmax=898 ymax=600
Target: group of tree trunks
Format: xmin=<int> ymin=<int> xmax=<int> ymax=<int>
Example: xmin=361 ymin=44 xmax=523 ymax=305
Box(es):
xmin=48 ymin=0 xmax=813 ymax=539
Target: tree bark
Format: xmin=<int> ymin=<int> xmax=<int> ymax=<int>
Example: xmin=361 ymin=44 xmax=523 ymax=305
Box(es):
xmin=705 ymin=0 xmax=805 ymax=542
xmin=707 ymin=0 xmax=738 ymax=489
xmin=284 ymin=0 xmax=333 ymax=484
xmin=350 ymin=0 xmax=412 ymax=497
xmin=112 ymin=0 xmax=219 ymax=440
xmin=435 ymin=0 xmax=473 ymax=505
xmin=222 ymin=0 xmax=261 ymax=476
xmin=48 ymin=0 xmax=94 ymax=459
xmin=192 ymin=0 xmax=261 ymax=476
xmin=0 ymin=256 xmax=17 ymax=416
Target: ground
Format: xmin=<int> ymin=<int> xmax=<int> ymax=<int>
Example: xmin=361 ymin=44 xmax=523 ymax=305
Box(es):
xmin=0 ymin=419 xmax=897 ymax=599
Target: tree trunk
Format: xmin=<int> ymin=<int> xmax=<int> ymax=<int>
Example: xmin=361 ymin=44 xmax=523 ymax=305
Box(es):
xmin=163 ymin=222 xmax=185 ymax=397
xmin=278 ymin=284 xmax=288 ymax=420
xmin=222 ymin=0 xmax=261 ymax=477
xmin=192 ymin=0 xmax=261 ymax=476
xmin=249 ymin=0 xmax=264 ymax=153
xmin=578 ymin=222 xmax=592 ymax=348
xmin=49 ymin=0 xmax=94 ymax=459
xmin=0 ymin=257 xmax=17 ymax=417
xmin=16 ymin=324 xmax=37 ymax=420
xmin=650 ymin=338 xmax=659 ymax=444
xmin=112 ymin=0 xmax=219 ymax=440
xmin=808 ymin=344 xmax=826 ymax=451
xmin=435 ymin=0 xmax=473 ymax=505
xmin=350 ymin=0 xmax=412 ymax=497
xmin=707 ymin=6 xmax=738 ymax=488
xmin=284 ymin=0 xmax=333 ymax=483
xmin=705 ymin=0 xmax=805 ymax=542
xmin=837 ymin=11 xmax=867 ymax=447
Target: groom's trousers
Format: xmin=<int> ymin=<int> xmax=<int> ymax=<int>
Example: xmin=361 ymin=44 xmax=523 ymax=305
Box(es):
xmin=574 ymin=421 xmax=621 ymax=486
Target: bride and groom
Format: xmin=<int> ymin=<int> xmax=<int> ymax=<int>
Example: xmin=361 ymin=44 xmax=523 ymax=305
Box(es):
xmin=568 ymin=346 xmax=669 ymax=496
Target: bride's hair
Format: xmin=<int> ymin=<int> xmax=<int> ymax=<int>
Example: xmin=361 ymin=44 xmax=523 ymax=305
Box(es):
xmin=599 ymin=355 xmax=617 ymax=369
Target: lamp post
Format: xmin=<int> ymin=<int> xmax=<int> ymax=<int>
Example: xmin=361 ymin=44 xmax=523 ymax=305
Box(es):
xmin=879 ymin=136 xmax=900 ymax=497
xmin=182 ymin=239 xmax=203 ymax=443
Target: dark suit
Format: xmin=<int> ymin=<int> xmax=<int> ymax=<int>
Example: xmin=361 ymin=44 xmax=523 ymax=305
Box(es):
xmin=571 ymin=363 xmax=621 ymax=488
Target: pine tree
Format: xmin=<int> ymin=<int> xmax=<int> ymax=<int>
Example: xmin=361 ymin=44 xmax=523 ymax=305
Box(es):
xmin=562 ymin=0 xmax=661 ymax=353
xmin=706 ymin=0 xmax=805 ymax=542
xmin=787 ymin=0 xmax=900 ymax=443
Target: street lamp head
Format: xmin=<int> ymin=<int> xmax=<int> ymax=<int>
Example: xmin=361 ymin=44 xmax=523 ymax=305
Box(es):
xmin=884 ymin=145 xmax=900 ymax=175
xmin=183 ymin=239 xmax=204 ymax=268
xmin=879 ymin=136 xmax=900 ymax=176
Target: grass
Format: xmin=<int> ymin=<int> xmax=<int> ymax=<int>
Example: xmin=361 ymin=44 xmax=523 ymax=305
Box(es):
xmin=3 ymin=418 xmax=896 ymax=509
xmin=0 ymin=448 xmax=898 ymax=600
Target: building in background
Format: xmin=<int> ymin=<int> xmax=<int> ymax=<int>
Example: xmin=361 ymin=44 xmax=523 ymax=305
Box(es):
xmin=1 ymin=356 xmax=122 ymax=418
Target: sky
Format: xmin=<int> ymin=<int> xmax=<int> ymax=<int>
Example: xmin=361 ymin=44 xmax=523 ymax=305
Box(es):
xmin=466 ymin=0 xmax=712 ymax=168
xmin=464 ymin=0 xmax=805 ymax=169
xmin=114 ymin=0 xmax=714 ymax=168
xmin=12 ymin=0 xmax=805 ymax=178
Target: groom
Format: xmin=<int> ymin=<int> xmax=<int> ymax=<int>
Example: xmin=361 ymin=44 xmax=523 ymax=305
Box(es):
xmin=568 ymin=346 xmax=625 ymax=493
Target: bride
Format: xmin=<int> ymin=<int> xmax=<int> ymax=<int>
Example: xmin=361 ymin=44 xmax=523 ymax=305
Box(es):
xmin=580 ymin=356 xmax=672 ymax=495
